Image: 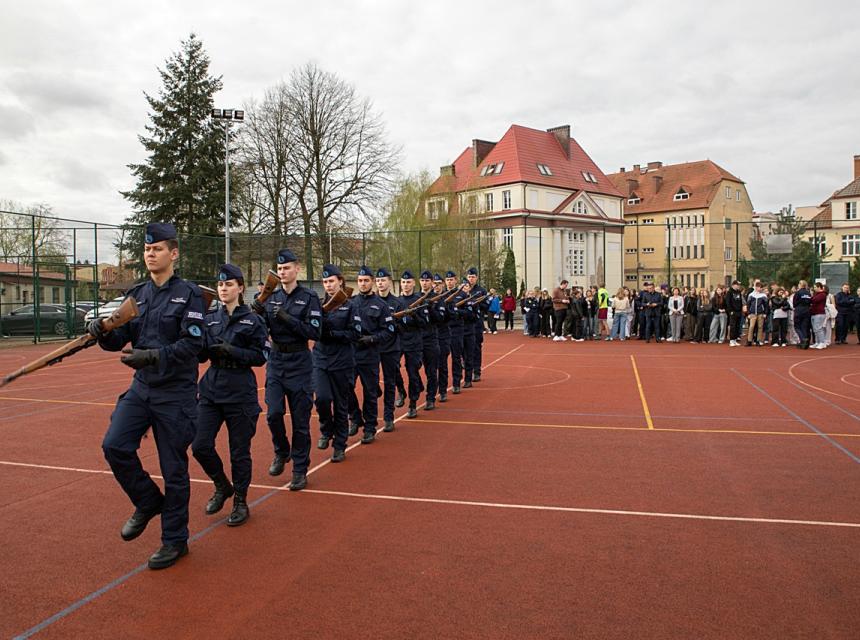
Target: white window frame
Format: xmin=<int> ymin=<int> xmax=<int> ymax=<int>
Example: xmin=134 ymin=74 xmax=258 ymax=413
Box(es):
xmin=485 ymin=193 xmax=494 ymax=212
xmin=537 ymin=163 xmax=553 ymax=176
xmin=502 ymin=227 xmax=513 ymax=249
xmin=736 ymin=190 xmax=741 ymax=202
xmin=847 ymin=202 xmax=858 ymax=220
xmin=842 ymin=234 xmax=860 ymax=256
xmin=502 ymin=190 xmax=511 ymax=210
xmin=642 ymin=218 xmax=655 ymax=225
xmin=625 ymin=248 xmax=637 ymax=254
xmin=674 ymin=190 xmax=690 ymax=201
xmin=627 ymin=196 xmax=641 ymax=205
xmin=726 ymin=186 xmax=731 ymax=198
xmin=625 ymin=275 xmax=638 ymax=282
xmin=642 ymin=247 xmax=655 ymax=254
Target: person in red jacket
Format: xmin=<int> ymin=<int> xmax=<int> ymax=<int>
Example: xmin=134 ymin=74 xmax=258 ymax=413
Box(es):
xmin=501 ymin=288 xmax=517 ymax=330
xmin=810 ymin=282 xmax=828 ymax=349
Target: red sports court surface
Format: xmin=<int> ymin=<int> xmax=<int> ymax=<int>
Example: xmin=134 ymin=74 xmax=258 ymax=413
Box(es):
xmin=1 ymin=334 xmax=859 ymax=639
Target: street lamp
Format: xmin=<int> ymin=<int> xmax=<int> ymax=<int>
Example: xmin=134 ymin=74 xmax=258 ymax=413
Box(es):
xmin=211 ymin=108 xmax=244 ymax=263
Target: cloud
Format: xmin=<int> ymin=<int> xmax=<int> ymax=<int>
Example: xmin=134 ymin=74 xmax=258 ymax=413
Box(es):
xmin=50 ymin=158 xmax=109 ymax=192
xmin=0 ymin=104 xmax=36 ymax=140
xmin=6 ymin=71 xmax=109 ymax=115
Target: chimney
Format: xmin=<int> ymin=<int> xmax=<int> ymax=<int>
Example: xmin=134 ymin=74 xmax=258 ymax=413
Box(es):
xmin=854 ymin=154 xmax=860 ymax=180
xmin=472 ymin=139 xmax=496 ymax=168
xmin=440 ymin=164 xmax=455 ymax=177
xmin=547 ymin=125 xmax=571 ymax=159
xmin=620 ymin=167 xmax=626 ymax=173
xmin=647 ymin=161 xmax=663 ymax=171
xmin=652 ymin=175 xmax=663 ymax=193
xmin=633 ymin=164 xmax=641 ymax=174
xmin=626 ymin=178 xmax=639 ymax=197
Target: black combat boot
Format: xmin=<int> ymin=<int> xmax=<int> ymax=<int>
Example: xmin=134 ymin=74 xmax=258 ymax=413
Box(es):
xmin=205 ymin=472 xmax=234 ymax=515
xmin=226 ymin=492 xmax=249 ymax=527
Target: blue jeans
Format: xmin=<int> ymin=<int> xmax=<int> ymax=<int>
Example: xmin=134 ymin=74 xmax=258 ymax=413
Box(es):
xmin=610 ymin=312 xmax=628 ymax=339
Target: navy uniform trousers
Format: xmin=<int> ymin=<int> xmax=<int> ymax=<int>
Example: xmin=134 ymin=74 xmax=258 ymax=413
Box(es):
xmin=316 ymin=368 xmax=353 ymax=451
xmin=422 ymin=335 xmax=439 ymax=401
xmin=449 ymin=327 xmax=464 ymax=386
xmin=462 ymin=328 xmax=475 ymax=383
xmin=192 ymin=399 xmax=259 ymax=493
xmin=265 ymin=351 xmax=314 ymax=474
xmin=350 ymin=353 xmax=381 ymax=434
xmin=437 ymin=332 xmax=451 ymax=393
xmin=380 ymin=350 xmax=402 ymax=422
xmin=103 ymin=385 xmax=197 ymax=546
xmin=473 ymin=320 xmax=484 ymax=375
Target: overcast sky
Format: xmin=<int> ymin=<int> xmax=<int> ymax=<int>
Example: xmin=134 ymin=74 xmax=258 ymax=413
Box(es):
xmin=2 ymin=0 xmax=858 ymax=230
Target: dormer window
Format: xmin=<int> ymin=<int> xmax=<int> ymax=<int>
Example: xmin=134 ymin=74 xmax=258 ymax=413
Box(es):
xmin=480 ymin=162 xmax=504 ymax=176
xmin=673 ymin=189 xmax=690 ymax=201
xmin=572 ymin=201 xmax=588 ymax=215
xmin=580 ymin=171 xmax=599 ymax=184
xmin=537 ymin=163 xmax=553 ymax=176
xmin=627 ymin=196 xmax=641 ymax=205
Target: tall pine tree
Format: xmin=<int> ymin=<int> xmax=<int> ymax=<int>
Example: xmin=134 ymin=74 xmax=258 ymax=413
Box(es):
xmin=120 ymin=33 xmax=226 ymax=281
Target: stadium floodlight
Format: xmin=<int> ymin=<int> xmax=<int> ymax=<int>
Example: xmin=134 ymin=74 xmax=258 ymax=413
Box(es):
xmin=211 ymin=107 xmax=243 ymax=262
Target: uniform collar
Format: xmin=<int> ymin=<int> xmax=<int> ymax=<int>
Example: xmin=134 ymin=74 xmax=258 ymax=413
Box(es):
xmin=150 ymin=274 xmax=179 ymax=292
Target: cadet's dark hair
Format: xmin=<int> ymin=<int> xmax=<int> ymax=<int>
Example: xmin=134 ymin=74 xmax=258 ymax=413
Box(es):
xmin=166 ymin=239 xmax=179 ymax=251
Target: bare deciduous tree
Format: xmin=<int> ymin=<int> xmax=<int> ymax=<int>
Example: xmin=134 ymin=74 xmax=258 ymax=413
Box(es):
xmin=283 ymin=62 xmax=400 ymax=278
xmin=0 ymin=201 xmax=69 ymax=264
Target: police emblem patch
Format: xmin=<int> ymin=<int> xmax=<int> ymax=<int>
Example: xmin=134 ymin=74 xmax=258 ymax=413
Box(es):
xmin=189 ymin=325 xmax=202 ymax=337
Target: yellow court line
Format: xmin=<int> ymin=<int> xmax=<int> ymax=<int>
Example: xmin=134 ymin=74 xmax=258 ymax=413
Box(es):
xmin=630 ymin=354 xmax=653 ymax=429
xmin=0 ymin=396 xmax=115 ymax=407
xmin=410 ymin=418 xmax=860 ymax=439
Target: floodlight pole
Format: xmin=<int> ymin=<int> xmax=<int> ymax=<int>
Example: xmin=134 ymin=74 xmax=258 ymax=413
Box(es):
xmin=225 ymin=121 xmax=231 ymax=264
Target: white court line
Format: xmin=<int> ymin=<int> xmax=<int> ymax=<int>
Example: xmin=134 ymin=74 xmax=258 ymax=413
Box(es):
xmin=5 ymin=460 xmax=859 ymax=531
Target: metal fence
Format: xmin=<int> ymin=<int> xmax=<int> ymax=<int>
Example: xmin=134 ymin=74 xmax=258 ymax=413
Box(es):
xmin=1 ymin=208 xmax=853 ymax=342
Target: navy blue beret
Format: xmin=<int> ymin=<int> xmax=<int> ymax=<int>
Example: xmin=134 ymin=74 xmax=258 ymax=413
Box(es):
xmin=217 ymin=263 xmax=244 ymax=283
xmin=145 ymin=223 xmax=177 ymax=244
xmin=445 ymin=270 xmax=457 ymax=278
xmin=357 ymin=265 xmax=373 ymax=277
xmin=433 ymin=273 xmax=444 ymax=282
xmin=467 ymin=267 xmax=478 ymax=276
xmin=401 ymin=270 xmax=415 ymax=280
xmin=419 ymin=270 xmax=433 ymax=280
xmin=321 ymin=264 xmax=342 ymax=278
xmin=277 ymin=248 xmax=298 ymax=264
xmin=375 ymin=267 xmax=392 ymax=279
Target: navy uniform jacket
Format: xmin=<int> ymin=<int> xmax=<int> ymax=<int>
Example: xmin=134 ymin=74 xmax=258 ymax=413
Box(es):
xmin=432 ymin=293 xmax=451 ymax=344
xmin=354 ymin=292 xmax=396 ymax=363
xmin=399 ymin=292 xmax=428 ymax=351
xmin=98 ymin=275 xmax=205 ymax=394
xmin=261 ymin=284 xmax=321 ymax=375
xmin=793 ymin=288 xmax=812 ymax=313
xmin=377 ymin=293 xmax=405 ymax=354
xmin=199 ymin=304 xmax=267 ymax=404
xmin=313 ymin=296 xmax=361 ymax=371
xmin=470 ymin=283 xmax=490 ymax=322
xmin=640 ymin=290 xmax=663 ymax=315
xmin=420 ymin=289 xmax=442 ymax=347
xmin=447 ymin=289 xmax=468 ymax=336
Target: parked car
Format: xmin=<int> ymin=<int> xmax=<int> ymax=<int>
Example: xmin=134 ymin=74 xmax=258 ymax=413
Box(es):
xmin=74 ymin=301 xmax=98 ymax=314
xmin=83 ymin=297 xmax=125 ymax=322
xmin=0 ymin=304 xmax=86 ymax=336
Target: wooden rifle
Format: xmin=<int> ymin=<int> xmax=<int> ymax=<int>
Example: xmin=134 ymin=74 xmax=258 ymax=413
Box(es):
xmin=322 ymin=286 xmax=354 ymax=313
xmin=0 ymin=297 xmax=140 ymax=388
xmin=258 ymin=270 xmax=281 ymax=305
xmin=392 ymin=290 xmax=431 ymax=319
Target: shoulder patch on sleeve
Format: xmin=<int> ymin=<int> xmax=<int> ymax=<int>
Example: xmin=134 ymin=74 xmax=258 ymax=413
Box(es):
xmin=189 ymin=325 xmax=202 ymax=337
xmin=310 ymin=310 xmax=321 ymax=317
xmin=187 ymin=311 xmax=203 ymax=320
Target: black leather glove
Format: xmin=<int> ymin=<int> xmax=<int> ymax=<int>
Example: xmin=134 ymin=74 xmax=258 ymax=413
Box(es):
xmin=86 ymin=318 xmax=105 ymax=338
xmin=120 ymin=347 xmax=159 ymax=370
xmin=320 ymin=322 xmax=334 ymax=341
xmin=357 ymin=335 xmax=375 ymax=346
xmin=251 ymin=299 xmax=265 ymax=315
xmin=276 ymin=308 xmax=299 ymax=329
xmin=208 ymin=340 xmax=235 ymax=359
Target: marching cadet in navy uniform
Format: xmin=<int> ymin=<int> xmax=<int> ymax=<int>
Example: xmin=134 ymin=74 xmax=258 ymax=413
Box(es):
xmin=432 ymin=274 xmax=451 ymax=403
xmin=315 ymin=264 xmax=362 ymax=461
xmin=347 ymin=265 xmax=395 ymax=443
xmin=466 ymin=267 xmax=489 ymax=381
xmin=445 ymin=271 xmax=466 ymax=394
xmin=252 ymin=248 xmax=321 ymax=491
xmin=192 ymin=264 xmax=267 ymax=527
xmin=459 ymin=280 xmax=477 ymax=388
xmin=375 ymin=267 xmax=405 ymax=431
xmin=418 ymin=270 xmax=441 ymax=410
xmin=88 ymin=223 xmax=205 ymax=570
xmin=399 ymin=270 xmax=428 ymax=418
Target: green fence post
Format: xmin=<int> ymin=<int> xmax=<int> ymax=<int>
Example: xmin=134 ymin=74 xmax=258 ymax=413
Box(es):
xmin=362 ymin=232 xmax=367 ymax=266
xmin=735 ymin=221 xmax=739 ymax=283
xmin=667 ymin=219 xmax=672 ymax=286
xmin=537 ymin=227 xmax=541 ymax=286
xmin=31 ymin=214 xmax=39 ymax=343
xmin=94 ymin=223 xmax=100 ymax=308
xmin=477 ymin=226 xmax=482 ymax=277
xmin=418 ymin=230 xmax=422 ymax=272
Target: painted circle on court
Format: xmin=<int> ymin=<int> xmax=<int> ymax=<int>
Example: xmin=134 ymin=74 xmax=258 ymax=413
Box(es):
xmin=467 ymin=364 xmax=571 ymax=390
xmin=788 ymin=355 xmax=860 ymax=402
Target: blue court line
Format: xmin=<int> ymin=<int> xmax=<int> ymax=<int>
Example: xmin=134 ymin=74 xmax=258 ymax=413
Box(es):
xmin=13 ymin=484 xmax=288 ymax=639
xmin=769 ymin=370 xmax=860 ymax=424
xmin=731 ymin=368 xmax=860 ymax=465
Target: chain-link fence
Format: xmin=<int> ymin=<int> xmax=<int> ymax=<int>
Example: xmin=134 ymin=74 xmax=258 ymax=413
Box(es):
xmin=2 ymin=208 xmax=853 ymax=342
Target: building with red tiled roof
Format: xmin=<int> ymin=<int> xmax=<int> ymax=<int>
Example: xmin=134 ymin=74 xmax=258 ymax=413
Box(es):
xmin=804 ymin=155 xmax=860 ymax=265
xmin=0 ymin=262 xmax=76 ymax=314
xmin=424 ymin=124 xmax=626 ymax=290
xmin=607 ymin=160 xmax=754 ymax=289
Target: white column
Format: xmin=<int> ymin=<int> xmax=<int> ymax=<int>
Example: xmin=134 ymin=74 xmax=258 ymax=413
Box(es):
xmin=586 ymin=231 xmax=596 ymax=282
xmin=553 ymin=229 xmax=562 ymax=285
